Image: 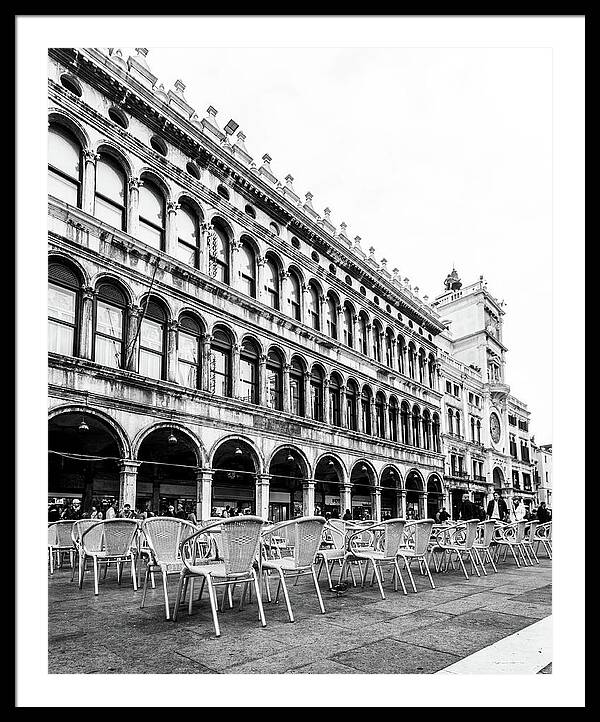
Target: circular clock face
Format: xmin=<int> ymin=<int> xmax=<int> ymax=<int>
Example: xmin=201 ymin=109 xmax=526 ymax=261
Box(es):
xmin=490 ymin=412 xmax=501 ymax=444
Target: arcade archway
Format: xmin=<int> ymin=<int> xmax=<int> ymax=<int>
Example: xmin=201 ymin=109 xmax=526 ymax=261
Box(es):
xmin=211 ymin=438 xmax=259 ymax=515
xmin=314 ymin=455 xmax=344 ymax=518
xmin=380 ymin=466 xmax=401 ymax=519
xmin=268 ymin=447 xmax=308 ymax=522
xmin=427 ymin=474 xmax=444 ymax=519
xmin=350 ymin=461 xmax=376 ymax=520
xmin=405 ymin=470 xmax=424 ymax=520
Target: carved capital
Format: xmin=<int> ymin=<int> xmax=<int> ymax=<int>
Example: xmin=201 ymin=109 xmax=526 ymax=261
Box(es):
xmin=167 ymin=320 xmax=180 ymax=332
xmin=127 ymin=303 xmax=142 ymax=317
xmin=128 ymin=177 xmax=142 ymax=191
xmin=83 ymin=150 xmax=100 ymax=165
xmin=257 ymin=256 xmax=266 ymax=267
xmin=81 ymin=285 xmax=96 ymax=301
xmin=166 ymin=201 xmax=180 ymax=214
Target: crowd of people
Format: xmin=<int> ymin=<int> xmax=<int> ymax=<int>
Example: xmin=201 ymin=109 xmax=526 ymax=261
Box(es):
xmin=454 ymin=492 xmax=552 ymax=524
xmin=48 ymin=499 xmax=199 ymax=524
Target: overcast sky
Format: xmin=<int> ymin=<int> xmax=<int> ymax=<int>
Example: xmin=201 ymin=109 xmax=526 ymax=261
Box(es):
xmin=137 ymin=46 xmax=552 ymax=442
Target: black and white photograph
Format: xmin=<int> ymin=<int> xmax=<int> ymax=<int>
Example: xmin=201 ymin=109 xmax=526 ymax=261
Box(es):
xmin=16 ymin=14 xmax=585 ymax=708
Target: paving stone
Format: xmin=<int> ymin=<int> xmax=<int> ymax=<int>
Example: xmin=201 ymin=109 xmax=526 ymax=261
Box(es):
xmin=431 ymin=591 xmax=517 ymax=615
xmin=289 ymin=659 xmax=360 ymax=674
xmin=480 ymin=599 xmax=551 ymax=620
xmin=330 ymin=638 xmax=460 ymax=674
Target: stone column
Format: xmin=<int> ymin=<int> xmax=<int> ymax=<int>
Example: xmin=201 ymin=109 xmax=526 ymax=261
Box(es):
xmin=342 ymin=484 xmax=352 ymax=517
xmin=366 ymin=324 xmax=373 ymax=359
xmin=369 ymin=398 xmax=376 ymax=437
xmin=127 ymin=177 xmax=142 ymax=239
xmin=303 ymin=371 xmax=311 ymax=419
xmin=165 ymin=201 xmax=180 ymax=258
xmin=419 ymin=492 xmax=427 ymax=520
xmin=82 ymin=150 xmax=99 ymax=215
xmin=382 ymin=402 xmax=390 ymax=440
xmin=301 ymin=285 xmax=310 ymax=327
xmin=125 ymin=304 xmax=141 ymax=372
xmin=318 ymin=295 xmax=326 ymax=333
xmin=231 ymin=343 xmax=241 ymax=399
xmin=398 ymin=490 xmax=406 ymax=518
xmin=118 ymin=460 xmax=140 ymax=510
xmin=196 ymin=469 xmax=213 ymax=521
xmin=201 ymin=334 xmax=212 ymax=392
xmin=200 ymin=223 xmax=213 ymax=276
xmin=258 ymin=353 xmax=267 ymax=406
xmin=351 ymin=315 xmax=357 ymax=350
xmin=79 ymin=285 xmax=96 ymax=360
xmin=323 ymin=378 xmax=331 ymax=425
xmin=339 ymin=384 xmax=347 ymax=429
xmin=256 ymin=473 xmax=271 ymax=520
xmin=373 ymin=487 xmax=382 ymax=522
xmin=283 ymin=363 xmax=291 ymax=414
xmin=166 ymin=320 xmax=179 ymax=384
xmin=230 ymin=238 xmax=241 ymax=292
xmin=256 ymin=256 xmax=266 ymax=303
xmin=302 ymin=480 xmax=315 ymax=517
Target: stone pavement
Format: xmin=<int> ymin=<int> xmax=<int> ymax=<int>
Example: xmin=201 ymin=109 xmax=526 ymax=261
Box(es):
xmin=48 ymin=554 xmax=552 ymax=674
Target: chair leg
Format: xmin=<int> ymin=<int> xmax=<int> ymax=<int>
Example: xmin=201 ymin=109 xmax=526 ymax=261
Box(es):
xmin=316 ymin=558 xmax=324 ymax=582
xmin=141 ymin=567 xmax=150 ymax=609
xmin=324 ymin=559 xmax=334 ymax=590
xmin=474 ymin=548 xmax=487 ymax=576
xmin=457 ymin=551 xmax=470 ymax=580
xmin=311 ymin=567 xmax=326 ymax=614
xmin=468 ymin=550 xmax=481 ymax=577
xmin=393 ymin=559 xmax=408 ymax=595
xmin=263 ymin=570 xmax=272 ymax=603
xmin=486 ymin=548 xmax=498 ymax=573
xmin=252 ymin=570 xmax=266 ymax=628
xmin=371 ymin=560 xmax=386 ymax=601
xmin=422 ymin=556 xmax=436 ymax=589
xmin=403 ymin=557 xmax=418 ymax=593
xmin=205 ymin=578 xmax=221 ymax=637
xmin=162 ymin=568 xmax=170 ymax=620
xmin=277 ymin=569 xmax=294 ymax=622
xmin=131 ymin=554 xmax=138 ymax=591
xmin=93 ymin=556 xmax=99 ymax=596
xmin=173 ymin=573 xmax=186 ymax=621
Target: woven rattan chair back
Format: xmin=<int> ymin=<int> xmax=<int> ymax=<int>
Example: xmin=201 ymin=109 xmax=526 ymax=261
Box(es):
xmin=53 ymin=520 xmax=76 ymax=547
xmin=514 ymin=519 xmax=528 ymax=543
xmin=218 ymin=516 xmax=264 ymax=575
xmin=477 ymin=520 xmax=497 ymax=547
xmin=72 ymin=519 xmax=99 ymax=546
xmin=524 ymin=519 xmax=539 ymax=543
xmin=323 ymin=519 xmax=346 ymax=550
xmin=292 ymin=517 xmax=327 ymax=567
xmin=48 ymin=523 xmax=58 ymax=546
xmin=82 ymin=519 xmax=137 ymax=556
xmin=407 ymin=519 xmax=435 ymax=556
xmin=141 ymin=517 xmax=198 ymax=566
xmin=382 ymin=519 xmax=407 ymax=557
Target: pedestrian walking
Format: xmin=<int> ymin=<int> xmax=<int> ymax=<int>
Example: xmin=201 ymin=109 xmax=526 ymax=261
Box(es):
xmin=536 ymin=501 xmax=551 ymax=523
xmin=342 ymin=509 xmax=352 ymax=521
xmin=105 ymin=501 xmax=117 ymax=519
xmin=513 ymin=497 xmax=526 ymax=522
xmin=486 ymin=491 xmax=508 ymax=521
xmin=459 ymin=493 xmax=479 ymax=521
xmin=437 ymin=507 xmax=450 ymax=523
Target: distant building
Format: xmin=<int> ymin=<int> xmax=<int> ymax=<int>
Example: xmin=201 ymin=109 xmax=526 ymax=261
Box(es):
xmin=532 ymin=442 xmax=553 ymax=508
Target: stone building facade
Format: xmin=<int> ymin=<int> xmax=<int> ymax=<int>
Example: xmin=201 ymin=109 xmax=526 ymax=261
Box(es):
xmin=47 ymin=47 xmax=542 ymax=522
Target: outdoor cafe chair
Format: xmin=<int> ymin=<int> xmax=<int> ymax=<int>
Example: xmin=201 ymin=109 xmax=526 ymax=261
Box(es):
xmin=70 ymin=519 xmax=100 ymax=584
xmin=139 ymin=517 xmax=199 ymax=620
xmin=341 ymin=518 xmax=408 ymax=600
xmin=260 ymin=516 xmax=326 ymax=622
xmin=48 ymin=520 xmax=76 ymax=575
xmin=534 ymin=521 xmax=552 ymax=559
xmin=472 ymin=520 xmax=498 ymax=574
xmin=315 ymin=519 xmax=358 ymax=589
xmin=396 ymin=519 xmax=436 ymax=591
xmin=492 ymin=520 xmax=531 ymax=567
xmin=79 ymin=519 xmax=139 ymax=595
xmin=521 ymin=520 xmax=540 ymax=565
xmin=434 ymin=519 xmax=481 ymax=580
xmin=173 ymin=516 xmax=266 ymax=637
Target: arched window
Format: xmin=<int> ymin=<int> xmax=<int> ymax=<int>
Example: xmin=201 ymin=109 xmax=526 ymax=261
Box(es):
xmin=342 ymin=304 xmax=354 ymax=347
xmin=325 ymin=294 xmax=338 ymax=340
xmin=447 ymin=408 xmax=454 ymax=435
xmin=138 ymin=180 xmax=165 ymax=251
xmin=422 ymin=410 xmax=432 ymax=450
xmin=428 ymin=354 xmax=436 ymax=388
xmin=398 ymin=335 xmax=406 ymax=375
xmin=389 ymin=397 xmax=399 ymax=442
xmin=455 ymin=411 xmax=461 ymax=438
xmin=94 ymin=282 xmax=126 ymax=369
xmin=239 ymin=338 xmax=259 ymax=404
xmin=290 ymin=357 xmax=305 ymax=416
xmin=418 ymin=348 xmax=426 ymax=384
xmin=208 ymin=225 xmax=230 ymax=284
xmin=471 ymin=416 xmax=476 ymax=442
xmin=361 ymin=387 xmax=372 ymax=435
xmin=432 ymin=414 xmax=441 ymax=452
xmin=264 ymin=257 xmax=280 ymax=310
xmin=176 ymin=203 xmax=200 ymax=268
xmin=372 ymin=320 xmax=382 ymax=363
xmin=477 ymin=419 xmax=482 ymax=444
xmin=48 ymin=261 xmax=80 ymax=356
xmin=308 ymin=283 xmax=321 ymax=331
xmin=266 ymin=349 xmax=284 ymax=410
xmin=239 ymin=241 xmax=256 ymax=298
xmin=375 ymin=392 xmax=386 ymax=438
xmin=329 ymin=373 xmax=342 ymax=427
xmin=346 ymin=380 xmax=358 ymax=431
xmin=400 ymin=401 xmax=410 ymax=445
xmin=385 ymin=329 xmax=394 ymax=368
xmin=357 ymin=312 xmax=368 ymax=355
xmin=177 ymin=314 xmax=202 ymax=389
xmin=139 ymin=298 xmax=166 ymax=380
xmin=210 ymin=328 xmax=232 ymax=397
xmin=48 ymin=125 xmax=82 ymax=206
xmin=310 ymin=366 xmax=324 ymax=422
xmin=94 ymin=155 xmax=127 ymax=230
xmin=288 ymin=271 xmax=302 ymax=321
xmin=412 ymin=406 xmax=421 ymax=447
xmin=408 ymin=342 xmax=417 ymax=379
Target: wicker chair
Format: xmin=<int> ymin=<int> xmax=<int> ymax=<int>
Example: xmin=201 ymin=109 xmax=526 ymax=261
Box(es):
xmin=493 ymin=520 xmax=531 ymax=567
xmin=472 ymin=520 xmax=498 ymax=574
xmin=342 ymin=519 xmax=408 ymax=600
xmin=521 ymin=520 xmax=540 ymax=565
xmin=79 ymin=519 xmax=139 ymax=595
xmin=70 ymin=519 xmax=100 ymax=584
xmin=434 ymin=519 xmax=480 ymax=580
xmin=48 ymin=521 xmax=76 ymax=574
xmin=534 ymin=521 xmax=552 ymax=558
xmin=315 ymin=519 xmax=357 ymax=589
xmin=397 ymin=519 xmax=436 ymax=590
xmin=173 ymin=516 xmax=266 ymax=637
xmin=139 ymin=517 xmax=199 ymax=619
xmin=260 ymin=516 xmax=327 ymax=622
